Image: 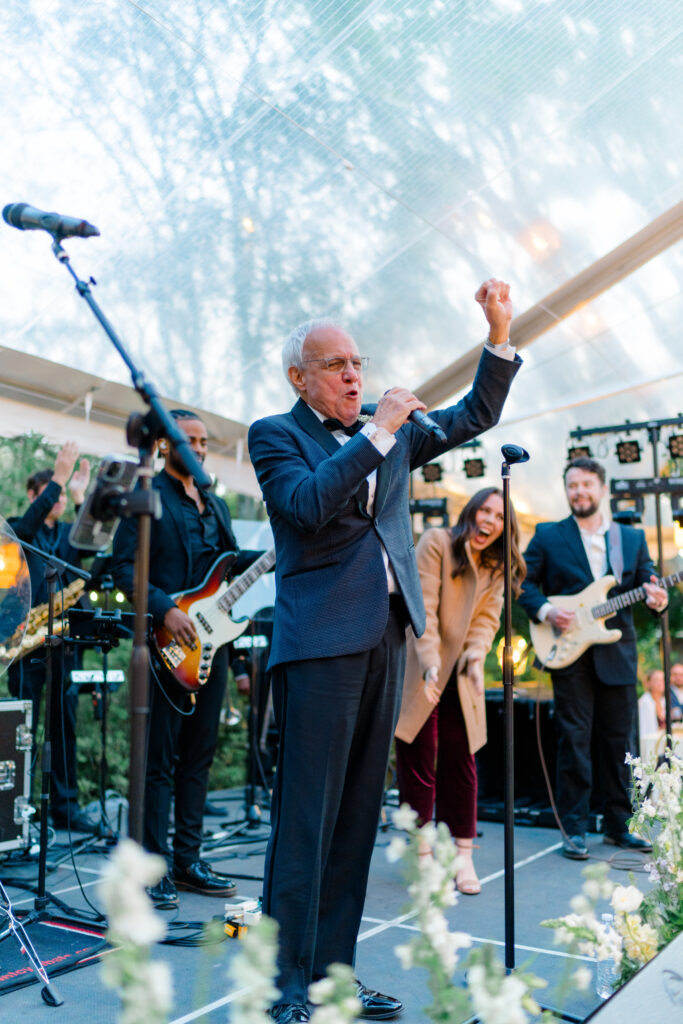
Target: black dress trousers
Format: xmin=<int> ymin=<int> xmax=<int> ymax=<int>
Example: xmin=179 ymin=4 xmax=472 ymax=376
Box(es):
xmin=551 ymin=647 xmax=637 ymax=837
xmin=143 ymin=645 xmax=229 ymax=868
xmin=263 ymin=601 xmax=407 ymax=1009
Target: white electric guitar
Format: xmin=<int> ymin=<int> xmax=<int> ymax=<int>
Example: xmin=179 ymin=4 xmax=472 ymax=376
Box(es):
xmin=530 ymin=570 xmax=681 ymax=670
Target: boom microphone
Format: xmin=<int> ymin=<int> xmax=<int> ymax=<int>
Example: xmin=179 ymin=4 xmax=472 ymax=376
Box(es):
xmin=2 ymin=202 xmax=100 ymax=239
xmin=409 ymin=408 xmax=447 ymax=442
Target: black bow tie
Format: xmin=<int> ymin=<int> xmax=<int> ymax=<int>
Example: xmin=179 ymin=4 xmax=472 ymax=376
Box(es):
xmin=323 ymin=417 xmax=363 ymax=437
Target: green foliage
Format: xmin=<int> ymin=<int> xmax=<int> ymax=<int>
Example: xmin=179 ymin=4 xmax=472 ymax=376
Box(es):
xmin=2 ymin=431 xmax=250 ymax=807
xmin=75 ymin=641 xmax=249 ymax=806
xmin=0 ymin=433 xmax=61 ymax=520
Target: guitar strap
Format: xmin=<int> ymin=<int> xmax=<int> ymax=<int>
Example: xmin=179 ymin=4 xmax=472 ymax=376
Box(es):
xmin=607 ymin=521 xmax=624 ymax=584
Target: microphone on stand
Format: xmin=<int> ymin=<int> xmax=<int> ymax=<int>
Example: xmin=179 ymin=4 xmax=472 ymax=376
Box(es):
xmin=501 ymin=443 xmax=530 ymax=465
xmin=2 ymin=202 xmax=100 ymax=239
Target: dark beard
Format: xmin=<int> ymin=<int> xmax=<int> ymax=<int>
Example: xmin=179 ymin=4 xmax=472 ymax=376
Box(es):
xmin=168 ymin=446 xmax=204 ymax=476
xmin=571 ymin=500 xmax=599 ymax=519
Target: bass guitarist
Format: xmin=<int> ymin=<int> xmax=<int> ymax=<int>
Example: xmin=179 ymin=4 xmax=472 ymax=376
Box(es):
xmin=111 ymin=408 xmax=263 ymax=905
xmin=518 ymin=456 xmax=667 ymax=860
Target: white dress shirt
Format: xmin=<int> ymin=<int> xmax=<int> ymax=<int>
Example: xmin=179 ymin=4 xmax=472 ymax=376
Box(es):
xmin=537 ymin=515 xmax=610 ymax=623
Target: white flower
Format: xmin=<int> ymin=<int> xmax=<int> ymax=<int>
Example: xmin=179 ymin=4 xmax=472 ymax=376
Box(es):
xmin=611 ymin=885 xmax=644 ymax=914
xmin=569 ymin=894 xmax=592 ymax=916
xmin=572 ymin=966 xmax=592 ymax=991
xmin=394 ymin=943 xmax=414 ymax=969
xmin=144 ymin=961 xmax=173 ymax=1015
xmin=583 ymin=879 xmax=601 ymax=901
xmin=420 ymin=822 xmax=437 ymax=847
xmin=309 ymin=977 xmax=336 ymax=1003
xmin=392 ymin=804 xmax=418 ymax=832
xmin=468 ymin=964 xmax=529 ymax=1024
xmin=228 ymin=917 xmax=280 ymax=1021
xmin=99 ymin=840 xmax=167 ymax=948
xmin=386 ymin=836 xmax=407 ymax=863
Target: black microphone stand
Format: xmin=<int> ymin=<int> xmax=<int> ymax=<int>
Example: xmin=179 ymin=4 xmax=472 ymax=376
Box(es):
xmin=17 ymin=541 xmax=91 ymax=912
xmin=500 ymin=444 xmax=529 ymax=973
xmin=47 ymin=235 xmax=211 ymax=843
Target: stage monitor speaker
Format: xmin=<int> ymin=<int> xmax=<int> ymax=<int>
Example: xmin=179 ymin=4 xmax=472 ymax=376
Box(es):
xmin=476 ymin=690 xmax=558 ymax=826
xmin=0 ymin=699 xmax=33 ymax=852
xmin=584 ymin=931 xmax=683 ymax=1021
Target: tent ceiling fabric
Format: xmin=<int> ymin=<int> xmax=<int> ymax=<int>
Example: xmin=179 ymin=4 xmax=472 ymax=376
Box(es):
xmin=1 ymin=0 xmax=682 ymax=520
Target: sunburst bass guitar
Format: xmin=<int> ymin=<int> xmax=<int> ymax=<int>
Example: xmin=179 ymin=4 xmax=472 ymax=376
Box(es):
xmin=530 ymin=569 xmax=683 ymax=670
xmin=153 ymin=548 xmax=276 ymax=692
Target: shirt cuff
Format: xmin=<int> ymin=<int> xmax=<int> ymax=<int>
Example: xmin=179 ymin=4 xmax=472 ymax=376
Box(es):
xmin=537 ymin=602 xmax=553 ymax=623
xmin=361 ymin=422 xmax=396 ymax=456
xmin=484 ymin=339 xmax=516 ymax=361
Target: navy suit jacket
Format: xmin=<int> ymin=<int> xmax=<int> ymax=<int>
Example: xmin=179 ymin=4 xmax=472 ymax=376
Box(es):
xmin=518 ymin=515 xmax=656 ymax=687
xmin=248 ymin=347 xmax=520 ymax=669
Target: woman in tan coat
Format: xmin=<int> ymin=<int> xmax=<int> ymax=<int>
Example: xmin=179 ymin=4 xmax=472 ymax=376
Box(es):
xmin=395 ymin=487 xmax=525 ymax=893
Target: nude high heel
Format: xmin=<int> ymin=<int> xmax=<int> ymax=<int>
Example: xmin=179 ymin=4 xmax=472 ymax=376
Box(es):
xmin=455 ymin=839 xmax=481 ymax=895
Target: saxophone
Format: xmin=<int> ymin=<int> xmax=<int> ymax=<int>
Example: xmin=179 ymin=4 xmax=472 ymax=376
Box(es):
xmin=6 ymin=578 xmax=86 ymax=662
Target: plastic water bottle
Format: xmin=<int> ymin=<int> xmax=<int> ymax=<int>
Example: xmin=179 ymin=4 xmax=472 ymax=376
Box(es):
xmin=595 ymin=912 xmax=617 ymax=999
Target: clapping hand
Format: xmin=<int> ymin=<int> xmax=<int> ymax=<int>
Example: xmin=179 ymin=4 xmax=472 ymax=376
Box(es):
xmin=68 ymin=458 xmax=91 ymax=505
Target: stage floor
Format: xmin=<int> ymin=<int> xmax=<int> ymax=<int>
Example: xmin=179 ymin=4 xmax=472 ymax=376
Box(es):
xmin=0 ymin=791 xmax=651 ymax=1023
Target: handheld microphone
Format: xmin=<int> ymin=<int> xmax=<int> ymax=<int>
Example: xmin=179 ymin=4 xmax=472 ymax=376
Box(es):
xmin=2 ymin=202 xmax=100 ymax=239
xmin=409 ymin=408 xmax=447 ymax=442
xmin=501 ymin=443 xmax=530 ymax=465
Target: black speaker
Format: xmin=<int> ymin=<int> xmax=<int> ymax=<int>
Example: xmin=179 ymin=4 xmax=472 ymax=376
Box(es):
xmin=476 ymin=690 xmax=558 ymax=827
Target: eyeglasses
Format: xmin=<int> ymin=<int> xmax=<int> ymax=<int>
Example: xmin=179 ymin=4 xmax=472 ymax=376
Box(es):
xmin=302 ymin=356 xmax=369 ymax=374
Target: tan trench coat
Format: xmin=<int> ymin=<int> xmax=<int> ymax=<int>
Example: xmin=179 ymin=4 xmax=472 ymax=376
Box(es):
xmin=395 ymin=526 xmax=504 ymax=745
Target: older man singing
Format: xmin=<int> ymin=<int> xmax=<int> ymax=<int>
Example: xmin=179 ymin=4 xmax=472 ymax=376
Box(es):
xmin=248 ymin=280 xmax=520 ymax=1023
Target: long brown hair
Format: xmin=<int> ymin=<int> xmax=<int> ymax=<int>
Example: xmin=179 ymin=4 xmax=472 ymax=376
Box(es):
xmin=449 ymin=487 xmax=526 ymax=596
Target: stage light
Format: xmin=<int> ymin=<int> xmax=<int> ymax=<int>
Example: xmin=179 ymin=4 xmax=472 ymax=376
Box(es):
xmin=671 ymin=494 xmax=683 ymax=527
xmin=615 ymin=439 xmax=641 ymax=465
xmin=89 ymin=591 xmax=99 ymax=603
xmin=567 ymin=444 xmax=592 ymax=460
xmin=496 ymin=635 xmax=529 ymax=675
xmin=422 ymin=462 xmax=442 ymax=483
xmin=610 ymin=496 xmax=644 ymax=524
xmin=115 ymin=591 xmax=126 ymax=604
xmin=668 ymin=434 xmax=683 ymax=460
xmin=409 ymin=498 xmax=449 ymax=528
xmin=464 ymin=458 xmax=485 ymax=479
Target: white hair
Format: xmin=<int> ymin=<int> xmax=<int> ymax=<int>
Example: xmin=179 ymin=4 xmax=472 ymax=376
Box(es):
xmin=282 ymin=317 xmax=342 ymax=394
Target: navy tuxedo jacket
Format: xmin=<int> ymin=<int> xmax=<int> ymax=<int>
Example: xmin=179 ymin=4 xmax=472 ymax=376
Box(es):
xmin=518 ymin=515 xmax=656 ymax=687
xmin=248 ymin=347 xmax=520 ymax=669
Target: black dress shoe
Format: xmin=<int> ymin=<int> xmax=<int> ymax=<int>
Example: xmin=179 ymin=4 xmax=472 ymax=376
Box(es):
xmin=173 ymin=859 xmax=237 ymax=896
xmin=51 ymin=809 xmax=96 ymax=834
xmin=269 ymin=1005 xmax=310 ymax=1022
xmin=356 ymin=981 xmax=403 ymax=1020
xmin=604 ymin=831 xmax=652 ymax=852
xmin=561 ymin=835 xmax=589 ymax=860
xmin=204 ymin=800 xmax=226 ymax=816
xmin=146 ymin=874 xmax=179 ymax=907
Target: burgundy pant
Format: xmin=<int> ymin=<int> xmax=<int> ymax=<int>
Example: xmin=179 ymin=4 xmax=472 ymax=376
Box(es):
xmin=395 ymin=681 xmax=477 ymax=839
